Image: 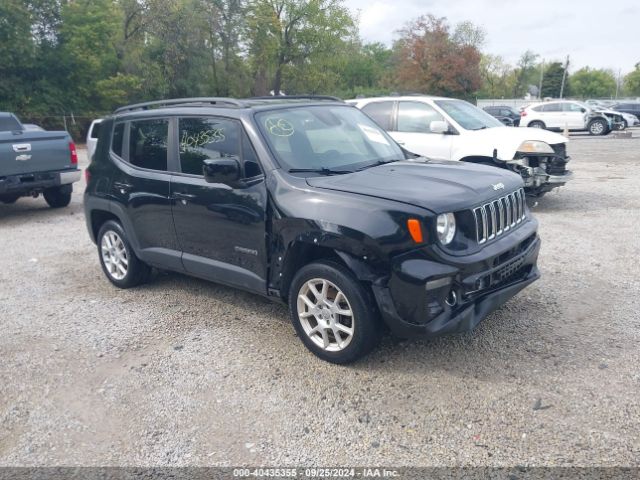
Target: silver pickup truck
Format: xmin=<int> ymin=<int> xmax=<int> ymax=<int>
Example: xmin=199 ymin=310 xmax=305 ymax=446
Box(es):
xmin=0 ymin=112 xmax=81 ymax=207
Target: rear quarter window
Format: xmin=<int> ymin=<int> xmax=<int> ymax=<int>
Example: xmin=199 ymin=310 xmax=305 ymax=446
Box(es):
xmin=111 ymin=123 xmax=125 ymax=157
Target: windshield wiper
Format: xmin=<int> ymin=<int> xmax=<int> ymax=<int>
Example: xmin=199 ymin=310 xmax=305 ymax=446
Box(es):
xmin=471 ymin=126 xmax=489 ymax=131
xmin=355 ymin=159 xmax=402 ymax=171
xmin=288 ymin=167 xmax=353 ymax=175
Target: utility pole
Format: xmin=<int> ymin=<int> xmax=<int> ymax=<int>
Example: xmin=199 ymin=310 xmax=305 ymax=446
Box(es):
xmin=559 ymin=55 xmax=570 ymax=99
xmin=538 ymin=59 xmax=544 ymax=99
xmin=615 ymin=68 xmax=621 ymax=99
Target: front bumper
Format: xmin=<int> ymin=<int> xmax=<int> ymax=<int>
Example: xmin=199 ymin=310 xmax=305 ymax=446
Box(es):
xmin=0 ymin=168 xmax=81 ymax=195
xmin=372 ymin=220 xmax=541 ymax=338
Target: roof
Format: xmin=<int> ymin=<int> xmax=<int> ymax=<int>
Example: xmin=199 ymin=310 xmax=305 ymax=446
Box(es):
xmin=348 ymin=95 xmax=453 ymax=103
xmin=113 ymin=96 xmax=345 ymax=115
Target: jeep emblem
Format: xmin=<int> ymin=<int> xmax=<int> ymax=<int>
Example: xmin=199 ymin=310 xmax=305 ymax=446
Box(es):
xmin=492 ymin=182 xmax=505 ymax=191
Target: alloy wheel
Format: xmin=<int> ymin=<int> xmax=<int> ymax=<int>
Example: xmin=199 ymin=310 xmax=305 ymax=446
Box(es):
xmin=101 ymin=231 xmax=128 ymax=280
xmin=296 ymin=278 xmax=354 ymax=352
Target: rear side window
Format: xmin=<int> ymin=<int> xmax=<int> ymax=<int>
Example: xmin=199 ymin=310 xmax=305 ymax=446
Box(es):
xmin=397 ymin=101 xmax=444 ymax=133
xmin=129 ymin=119 xmax=169 ymax=171
xmin=361 ymin=101 xmax=394 ymax=130
xmin=112 ymin=123 xmax=125 ymax=157
xmin=90 ymin=122 xmax=101 ymax=138
xmin=179 ymin=117 xmax=240 ymax=176
xmin=0 ymin=115 xmax=21 ymax=131
xmin=542 ymin=103 xmax=561 ymax=112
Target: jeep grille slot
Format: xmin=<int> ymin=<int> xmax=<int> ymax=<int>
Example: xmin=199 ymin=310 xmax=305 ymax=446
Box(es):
xmin=472 ymin=188 xmax=526 ymax=244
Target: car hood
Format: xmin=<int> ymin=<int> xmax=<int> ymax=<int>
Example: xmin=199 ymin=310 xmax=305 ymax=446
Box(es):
xmin=306 ymin=159 xmax=523 ymax=214
xmin=468 ymin=125 xmax=568 ymax=146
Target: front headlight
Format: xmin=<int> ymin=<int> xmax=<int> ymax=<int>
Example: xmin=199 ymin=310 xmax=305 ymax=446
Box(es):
xmin=517 ymin=140 xmax=554 ymax=154
xmin=437 ymin=213 xmax=456 ymax=245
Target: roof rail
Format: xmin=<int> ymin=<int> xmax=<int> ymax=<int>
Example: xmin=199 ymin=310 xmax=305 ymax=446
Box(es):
xmin=248 ymin=95 xmax=344 ymax=103
xmin=114 ymin=97 xmax=244 ymax=114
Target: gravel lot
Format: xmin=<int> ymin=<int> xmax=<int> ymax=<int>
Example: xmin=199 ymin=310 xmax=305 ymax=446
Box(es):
xmin=1 ymin=134 xmax=639 ymax=468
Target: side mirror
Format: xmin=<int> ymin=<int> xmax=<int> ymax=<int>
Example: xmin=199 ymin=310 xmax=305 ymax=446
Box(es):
xmin=203 ymin=157 xmax=242 ymax=187
xmin=430 ymin=120 xmax=449 ymax=134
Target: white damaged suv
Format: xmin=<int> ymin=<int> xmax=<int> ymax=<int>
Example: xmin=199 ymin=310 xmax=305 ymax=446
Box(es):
xmin=348 ymin=96 xmax=572 ymax=197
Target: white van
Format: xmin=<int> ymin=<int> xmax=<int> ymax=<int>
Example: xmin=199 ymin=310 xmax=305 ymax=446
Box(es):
xmin=348 ymin=96 xmax=572 ymax=197
xmin=86 ymin=119 xmax=103 ymax=160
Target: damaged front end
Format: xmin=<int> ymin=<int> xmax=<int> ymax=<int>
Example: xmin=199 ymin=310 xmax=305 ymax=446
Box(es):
xmin=504 ymin=142 xmax=573 ymax=197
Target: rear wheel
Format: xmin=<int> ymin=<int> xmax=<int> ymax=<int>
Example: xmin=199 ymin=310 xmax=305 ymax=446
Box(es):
xmin=528 ymin=121 xmax=545 ymax=129
xmin=97 ymin=220 xmax=151 ymax=288
xmin=288 ymin=260 xmax=381 ymax=364
xmin=588 ymin=118 xmax=608 ymax=136
xmin=43 ymin=186 xmax=72 ymax=208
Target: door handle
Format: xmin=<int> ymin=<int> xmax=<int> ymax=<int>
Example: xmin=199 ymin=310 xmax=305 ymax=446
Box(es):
xmin=113 ymin=182 xmax=133 ymax=194
xmin=173 ymin=192 xmax=196 ymax=204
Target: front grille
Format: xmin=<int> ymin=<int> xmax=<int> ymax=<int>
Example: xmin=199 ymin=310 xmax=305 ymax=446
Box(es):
xmin=472 ymin=188 xmax=526 ymax=244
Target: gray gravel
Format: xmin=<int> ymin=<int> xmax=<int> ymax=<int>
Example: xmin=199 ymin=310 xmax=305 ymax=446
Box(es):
xmin=1 ymin=134 xmax=639 ymax=467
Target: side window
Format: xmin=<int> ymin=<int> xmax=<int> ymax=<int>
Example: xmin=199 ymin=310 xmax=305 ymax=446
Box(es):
xmin=129 ymin=119 xmax=169 ymax=171
xmin=361 ymin=102 xmax=394 ymax=130
xmin=532 ymin=105 xmax=544 ymax=112
xmin=112 ymin=123 xmax=125 ymax=157
xmin=90 ymin=122 xmax=101 ymax=139
xmin=564 ymin=103 xmax=584 ymax=112
xmin=397 ymin=101 xmax=445 ymax=134
xmin=540 ymin=103 xmax=557 ymax=112
xmin=178 ymin=117 xmax=240 ymax=176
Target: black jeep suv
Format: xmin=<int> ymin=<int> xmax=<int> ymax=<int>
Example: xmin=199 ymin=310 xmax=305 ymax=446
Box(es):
xmin=84 ymin=96 xmax=541 ymax=363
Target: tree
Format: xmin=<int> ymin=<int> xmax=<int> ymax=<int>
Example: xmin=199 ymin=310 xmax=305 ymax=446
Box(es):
xmin=392 ymin=15 xmax=482 ymax=98
xmin=624 ymin=63 xmax=640 ymax=96
xmin=512 ymin=50 xmax=538 ymax=97
xmin=570 ymin=67 xmax=616 ymax=99
xmin=541 ymin=61 xmax=568 ymax=98
xmin=478 ymin=54 xmax=514 ymax=98
xmin=247 ymin=0 xmax=355 ymax=95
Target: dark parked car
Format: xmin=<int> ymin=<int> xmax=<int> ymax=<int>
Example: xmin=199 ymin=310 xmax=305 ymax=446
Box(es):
xmin=612 ymin=102 xmax=640 ymax=120
xmin=483 ymin=106 xmax=521 ymax=126
xmin=84 ymin=97 xmax=541 ymax=363
xmin=0 ymin=112 xmax=80 ymax=207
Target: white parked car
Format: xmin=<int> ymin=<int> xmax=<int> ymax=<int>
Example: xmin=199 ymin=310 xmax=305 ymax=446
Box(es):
xmin=348 ymin=96 xmax=572 ymax=197
xmin=520 ymin=100 xmax=623 ymax=135
xmin=86 ymin=119 xmax=103 ymax=160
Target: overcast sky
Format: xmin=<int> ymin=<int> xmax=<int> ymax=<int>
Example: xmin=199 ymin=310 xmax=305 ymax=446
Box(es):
xmin=344 ymin=0 xmax=639 ymax=74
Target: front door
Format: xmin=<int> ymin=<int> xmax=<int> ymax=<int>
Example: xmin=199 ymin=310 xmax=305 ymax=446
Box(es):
xmin=390 ymin=101 xmax=453 ymax=160
xmin=170 ymin=116 xmax=268 ymax=293
xmin=563 ymin=102 xmax=588 ymax=129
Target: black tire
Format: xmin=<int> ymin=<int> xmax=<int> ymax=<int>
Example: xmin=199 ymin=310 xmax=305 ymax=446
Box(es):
xmin=618 ymin=120 xmax=628 ymax=130
xmin=528 ymin=120 xmax=546 ymax=129
xmin=43 ymin=186 xmax=72 ymax=208
xmin=0 ymin=194 xmax=20 ymax=204
xmin=97 ymin=220 xmax=151 ymax=289
xmin=288 ymin=260 xmax=381 ymax=364
xmin=588 ymin=118 xmax=608 ymax=136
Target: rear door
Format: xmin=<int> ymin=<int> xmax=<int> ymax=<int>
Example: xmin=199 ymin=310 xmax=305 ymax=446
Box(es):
xmin=170 ymin=116 xmax=268 ymax=292
xmin=109 ymin=118 xmax=181 ymax=270
xmin=540 ymin=103 xmax=563 ymax=128
xmin=391 ymin=101 xmax=452 ymax=160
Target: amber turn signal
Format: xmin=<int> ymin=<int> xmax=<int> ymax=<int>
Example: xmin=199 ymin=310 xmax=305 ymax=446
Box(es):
xmin=407 ymin=218 xmax=424 ymax=243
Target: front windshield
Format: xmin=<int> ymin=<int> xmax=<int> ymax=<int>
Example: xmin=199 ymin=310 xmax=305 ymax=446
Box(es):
xmin=435 ymin=99 xmax=504 ymax=130
xmin=255 ymin=105 xmax=405 ymax=172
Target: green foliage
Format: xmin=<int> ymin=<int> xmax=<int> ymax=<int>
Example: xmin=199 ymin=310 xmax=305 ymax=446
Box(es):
xmin=2 ymin=0 xmax=635 ymax=140
xmin=541 ymin=61 xmax=568 ymax=98
xmin=624 ymin=63 xmax=640 ymax=96
xmin=570 ymin=67 xmax=616 ymax=99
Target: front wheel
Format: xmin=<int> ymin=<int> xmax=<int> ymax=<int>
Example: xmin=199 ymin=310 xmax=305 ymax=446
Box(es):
xmin=528 ymin=121 xmax=546 ymax=129
xmin=288 ymin=261 xmax=381 ymax=364
xmin=588 ymin=118 xmax=608 ymax=136
xmin=43 ymin=186 xmax=72 ymax=208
